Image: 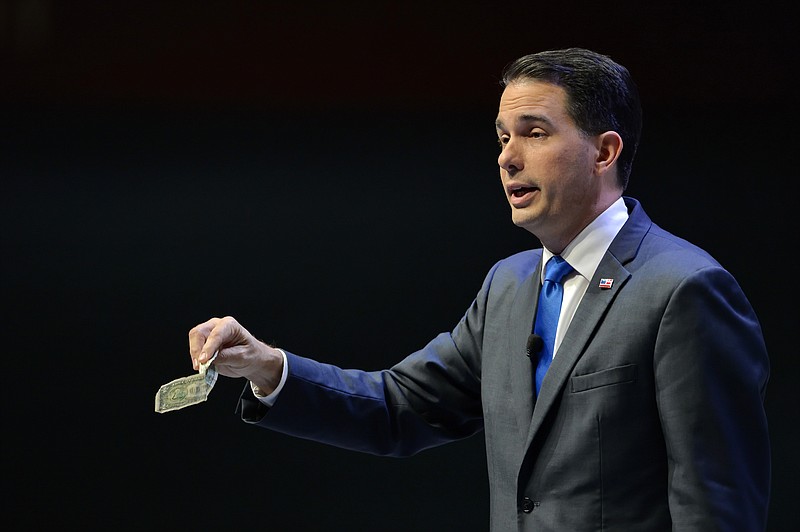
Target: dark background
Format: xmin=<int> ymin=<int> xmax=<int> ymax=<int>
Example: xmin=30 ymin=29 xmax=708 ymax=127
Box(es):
xmin=3 ymin=1 xmax=796 ymax=530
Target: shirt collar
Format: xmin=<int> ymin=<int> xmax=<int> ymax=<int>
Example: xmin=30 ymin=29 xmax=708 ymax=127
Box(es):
xmin=541 ymin=197 xmax=628 ymax=283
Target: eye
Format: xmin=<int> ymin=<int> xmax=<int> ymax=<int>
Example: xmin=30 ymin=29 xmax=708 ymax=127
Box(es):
xmin=497 ymin=135 xmax=509 ymax=149
xmin=530 ymin=129 xmax=546 ymax=139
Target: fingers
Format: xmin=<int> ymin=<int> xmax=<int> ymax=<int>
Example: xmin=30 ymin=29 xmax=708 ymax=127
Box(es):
xmin=188 ymin=316 xmax=250 ymax=370
xmin=188 ymin=316 xmax=222 ymax=370
xmin=200 ymin=317 xmax=240 ymax=363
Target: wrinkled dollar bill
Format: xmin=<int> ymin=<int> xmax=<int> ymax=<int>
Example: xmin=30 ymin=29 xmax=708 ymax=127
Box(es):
xmin=155 ymin=353 xmax=218 ymax=413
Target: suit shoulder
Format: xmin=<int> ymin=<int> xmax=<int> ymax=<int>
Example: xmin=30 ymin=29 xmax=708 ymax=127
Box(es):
xmin=639 ymin=223 xmax=725 ymax=274
xmin=494 ymin=249 xmax=541 ymax=276
xmin=478 ymin=249 xmax=540 ymax=293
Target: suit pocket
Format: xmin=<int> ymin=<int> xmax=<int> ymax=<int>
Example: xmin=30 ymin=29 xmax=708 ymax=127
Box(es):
xmin=570 ymin=364 xmax=637 ymax=393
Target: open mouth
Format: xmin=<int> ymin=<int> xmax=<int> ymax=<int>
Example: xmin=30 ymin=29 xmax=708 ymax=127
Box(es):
xmin=511 ymin=186 xmax=536 ymax=198
xmin=509 ymin=185 xmax=538 ymax=198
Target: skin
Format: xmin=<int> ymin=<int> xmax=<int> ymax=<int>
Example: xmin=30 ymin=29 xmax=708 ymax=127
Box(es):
xmin=190 ymin=316 xmax=283 ymax=394
xmin=191 ymin=80 xmax=625 ymax=392
xmin=495 ymin=80 xmax=623 ymax=254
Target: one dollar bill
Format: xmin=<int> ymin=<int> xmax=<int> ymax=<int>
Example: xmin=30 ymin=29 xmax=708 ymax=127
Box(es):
xmin=155 ymin=354 xmax=218 ymax=413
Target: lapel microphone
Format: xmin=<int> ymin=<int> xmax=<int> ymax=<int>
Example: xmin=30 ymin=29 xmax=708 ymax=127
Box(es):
xmin=526 ymin=333 xmax=544 ymax=357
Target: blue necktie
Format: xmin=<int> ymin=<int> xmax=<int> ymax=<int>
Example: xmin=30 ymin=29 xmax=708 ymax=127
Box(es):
xmin=534 ymin=255 xmax=574 ymax=396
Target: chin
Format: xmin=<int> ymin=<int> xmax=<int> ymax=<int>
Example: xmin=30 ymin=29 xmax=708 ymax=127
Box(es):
xmin=510 ymin=213 xmax=539 ymax=235
xmin=511 ymin=212 xmax=533 ymax=228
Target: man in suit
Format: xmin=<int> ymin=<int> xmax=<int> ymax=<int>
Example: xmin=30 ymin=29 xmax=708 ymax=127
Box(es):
xmin=188 ymin=48 xmax=770 ymax=530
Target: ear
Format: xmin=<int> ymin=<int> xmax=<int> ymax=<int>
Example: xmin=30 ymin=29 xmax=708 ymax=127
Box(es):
xmin=593 ymin=131 xmax=623 ymax=177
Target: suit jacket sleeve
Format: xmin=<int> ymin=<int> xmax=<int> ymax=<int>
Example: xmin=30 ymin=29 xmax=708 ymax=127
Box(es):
xmin=654 ymin=265 xmax=770 ymax=530
xmin=236 ymin=261 xmax=500 ymax=457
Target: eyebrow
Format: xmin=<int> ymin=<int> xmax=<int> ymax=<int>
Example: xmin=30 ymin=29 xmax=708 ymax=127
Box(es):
xmin=495 ymin=114 xmax=554 ymax=131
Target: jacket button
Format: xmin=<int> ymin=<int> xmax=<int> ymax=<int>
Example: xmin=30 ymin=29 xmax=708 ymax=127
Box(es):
xmin=521 ymin=497 xmax=535 ymax=513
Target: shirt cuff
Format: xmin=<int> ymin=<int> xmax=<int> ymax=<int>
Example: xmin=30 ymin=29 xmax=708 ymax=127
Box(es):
xmin=250 ymin=348 xmax=288 ymax=407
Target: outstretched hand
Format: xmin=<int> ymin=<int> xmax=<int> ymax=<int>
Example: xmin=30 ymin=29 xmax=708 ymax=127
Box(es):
xmin=188 ymin=316 xmax=284 ymax=394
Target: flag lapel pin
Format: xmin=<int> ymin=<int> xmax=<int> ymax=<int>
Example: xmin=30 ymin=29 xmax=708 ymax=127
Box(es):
xmin=598 ymin=278 xmax=614 ymax=289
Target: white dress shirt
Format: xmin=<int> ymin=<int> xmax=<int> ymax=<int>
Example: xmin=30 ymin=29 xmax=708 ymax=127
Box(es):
xmin=543 ymin=197 xmax=628 ymax=357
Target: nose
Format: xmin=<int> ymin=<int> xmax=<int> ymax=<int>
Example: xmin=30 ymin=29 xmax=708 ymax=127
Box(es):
xmin=498 ymin=139 xmax=522 ymax=174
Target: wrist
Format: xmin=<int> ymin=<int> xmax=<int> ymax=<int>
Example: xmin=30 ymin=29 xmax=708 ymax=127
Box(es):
xmin=249 ymin=343 xmax=284 ymax=395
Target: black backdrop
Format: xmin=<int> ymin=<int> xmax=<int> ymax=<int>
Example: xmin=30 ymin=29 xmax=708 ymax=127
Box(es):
xmin=3 ymin=2 xmax=796 ymax=530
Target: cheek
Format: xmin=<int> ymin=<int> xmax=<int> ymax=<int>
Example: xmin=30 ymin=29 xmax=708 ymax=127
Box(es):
xmin=553 ymin=145 xmax=594 ymax=181
xmin=544 ymin=151 xmax=594 ymax=205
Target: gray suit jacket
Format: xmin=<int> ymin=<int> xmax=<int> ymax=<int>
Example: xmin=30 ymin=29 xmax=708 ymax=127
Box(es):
xmin=239 ymin=197 xmax=770 ymax=531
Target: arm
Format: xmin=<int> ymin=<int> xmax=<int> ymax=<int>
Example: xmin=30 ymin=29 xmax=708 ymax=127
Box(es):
xmin=240 ymin=331 xmax=484 ymax=457
xmin=191 ymin=261 xmax=500 ymax=457
xmin=238 ymin=264 xmax=494 ymax=456
xmin=655 ymin=266 xmax=770 ymax=530
xmin=189 ymin=322 xmax=482 ymax=457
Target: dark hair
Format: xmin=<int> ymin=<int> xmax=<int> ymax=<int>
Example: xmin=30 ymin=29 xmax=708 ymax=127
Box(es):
xmin=501 ymin=48 xmax=642 ymax=190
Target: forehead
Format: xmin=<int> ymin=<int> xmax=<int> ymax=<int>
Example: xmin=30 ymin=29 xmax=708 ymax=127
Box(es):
xmin=496 ymin=80 xmax=570 ymax=127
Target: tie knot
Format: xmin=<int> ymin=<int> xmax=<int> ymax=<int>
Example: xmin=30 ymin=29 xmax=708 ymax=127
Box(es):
xmin=544 ymin=255 xmax=574 ymax=284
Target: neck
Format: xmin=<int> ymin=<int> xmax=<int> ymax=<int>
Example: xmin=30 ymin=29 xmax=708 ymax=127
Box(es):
xmin=537 ymin=192 xmax=622 ymax=254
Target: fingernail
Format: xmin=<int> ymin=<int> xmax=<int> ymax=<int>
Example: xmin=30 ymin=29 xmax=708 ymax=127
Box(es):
xmin=199 ymin=351 xmax=207 ymax=363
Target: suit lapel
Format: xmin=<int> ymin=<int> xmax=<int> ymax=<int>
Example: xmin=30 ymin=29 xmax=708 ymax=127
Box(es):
xmin=524 ymin=197 xmax=651 ymax=448
xmin=508 ymin=252 xmax=543 ymax=444
xmin=525 ymin=257 xmax=629 ymax=444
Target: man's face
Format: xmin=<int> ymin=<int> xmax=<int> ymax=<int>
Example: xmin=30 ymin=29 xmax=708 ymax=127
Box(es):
xmin=495 ymin=80 xmax=603 ymax=251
